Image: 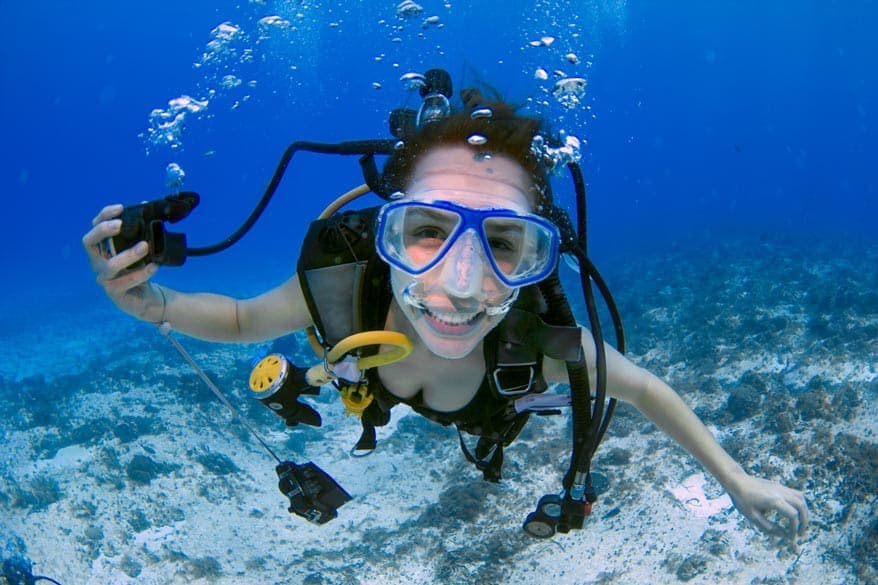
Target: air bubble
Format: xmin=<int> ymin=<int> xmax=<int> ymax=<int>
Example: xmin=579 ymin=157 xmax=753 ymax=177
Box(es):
xmin=396 ymin=0 xmax=423 ymax=18
xmin=470 ymin=108 xmax=493 ymax=119
xmin=552 ymin=77 xmax=587 ymax=109
xmin=400 ymin=72 xmax=426 ymax=90
xmin=390 ymin=190 xmax=406 ymax=200
xmin=165 ymin=163 xmax=186 ymax=190
xmin=467 ymin=134 xmax=488 ymax=145
xmin=257 ymin=15 xmax=291 ymax=30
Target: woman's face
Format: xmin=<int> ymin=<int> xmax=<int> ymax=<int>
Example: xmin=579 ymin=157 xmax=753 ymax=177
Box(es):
xmin=389 ymin=144 xmax=535 ymax=359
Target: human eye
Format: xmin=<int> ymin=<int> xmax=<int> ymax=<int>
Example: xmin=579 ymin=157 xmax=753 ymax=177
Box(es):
xmin=404 ymin=208 xmax=456 ymax=247
xmin=484 ymin=220 xmax=523 ymax=256
xmin=412 ymin=225 xmax=448 ymax=241
xmin=487 ymin=236 xmax=517 ymax=253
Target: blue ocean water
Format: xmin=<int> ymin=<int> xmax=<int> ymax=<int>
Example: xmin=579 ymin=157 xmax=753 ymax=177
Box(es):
xmin=1 ymin=1 xmax=876 ymax=583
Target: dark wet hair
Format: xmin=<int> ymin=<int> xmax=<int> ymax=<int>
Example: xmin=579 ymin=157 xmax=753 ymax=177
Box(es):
xmin=382 ymin=89 xmax=554 ymax=214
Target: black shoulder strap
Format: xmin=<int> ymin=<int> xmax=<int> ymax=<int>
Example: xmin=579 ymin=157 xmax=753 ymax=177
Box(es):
xmin=484 ymin=287 xmax=583 ymax=399
xmin=297 ymin=206 xmax=382 ymax=346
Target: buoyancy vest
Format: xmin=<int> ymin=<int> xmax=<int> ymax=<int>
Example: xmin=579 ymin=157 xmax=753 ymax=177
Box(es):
xmin=297 ymin=206 xmax=582 ymax=482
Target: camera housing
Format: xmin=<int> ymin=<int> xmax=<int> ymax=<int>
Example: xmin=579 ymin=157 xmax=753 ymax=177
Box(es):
xmin=102 ymin=192 xmax=199 ymax=268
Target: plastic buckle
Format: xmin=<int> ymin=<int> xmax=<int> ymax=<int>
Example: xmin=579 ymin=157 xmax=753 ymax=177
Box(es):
xmin=493 ymin=364 xmax=536 ymax=397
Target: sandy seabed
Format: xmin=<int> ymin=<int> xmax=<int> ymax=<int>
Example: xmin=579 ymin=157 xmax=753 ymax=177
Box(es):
xmin=2 ymin=233 xmax=875 ymax=584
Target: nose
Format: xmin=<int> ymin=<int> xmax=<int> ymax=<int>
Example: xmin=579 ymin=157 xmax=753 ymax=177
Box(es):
xmin=439 ymin=228 xmax=485 ymax=298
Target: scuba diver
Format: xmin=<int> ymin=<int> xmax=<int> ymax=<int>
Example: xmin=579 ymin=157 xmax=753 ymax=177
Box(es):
xmin=82 ymin=70 xmax=807 ymax=539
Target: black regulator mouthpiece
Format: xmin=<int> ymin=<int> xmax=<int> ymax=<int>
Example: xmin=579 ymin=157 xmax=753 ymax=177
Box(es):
xmin=276 ymin=460 xmax=352 ymax=525
xmin=105 ymin=191 xmax=200 ymax=268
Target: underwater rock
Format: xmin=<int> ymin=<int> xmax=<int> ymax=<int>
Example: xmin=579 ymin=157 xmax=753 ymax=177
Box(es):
xmin=188 ymin=556 xmax=223 ymax=579
xmin=762 ymin=392 xmax=795 ymax=434
xmin=1 ymin=557 xmax=35 ymax=585
xmin=674 ymin=553 xmax=710 ymax=581
xmin=852 ymin=514 xmax=878 ymax=583
xmin=12 ymin=476 xmax=63 ymax=512
xmin=194 ymin=452 xmax=240 ymax=476
xmin=726 ymin=384 xmax=762 ymax=421
xmin=127 ymin=509 xmax=151 ymax=532
xmin=69 ymin=418 xmax=114 ymax=445
xmin=795 ymin=385 xmax=835 ymax=422
xmin=700 ymin=528 xmax=730 ymax=557
xmin=598 ymin=447 xmax=631 ymax=466
xmin=830 ymin=384 xmax=862 ymax=421
xmin=739 ymin=370 xmax=769 ymax=394
xmin=125 ymin=454 xmax=179 ymax=485
xmin=113 ymin=416 xmax=155 ymax=443
xmin=120 ymin=554 xmax=143 ymax=578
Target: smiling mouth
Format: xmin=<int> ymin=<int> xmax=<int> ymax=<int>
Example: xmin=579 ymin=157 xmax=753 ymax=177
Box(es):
xmin=421 ymin=307 xmax=484 ymax=333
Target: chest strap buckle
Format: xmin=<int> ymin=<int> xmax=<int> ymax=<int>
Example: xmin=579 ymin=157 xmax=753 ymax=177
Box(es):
xmin=493 ymin=363 xmax=536 ymax=397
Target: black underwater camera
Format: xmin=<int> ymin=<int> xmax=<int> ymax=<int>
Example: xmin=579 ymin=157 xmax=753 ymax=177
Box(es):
xmin=276 ymin=461 xmax=352 ymax=525
xmin=101 ymin=191 xmax=200 ymax=268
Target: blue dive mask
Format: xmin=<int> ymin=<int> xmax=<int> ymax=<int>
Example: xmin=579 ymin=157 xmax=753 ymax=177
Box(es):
xmin=376 ymin=199 xmax=560 ymax=289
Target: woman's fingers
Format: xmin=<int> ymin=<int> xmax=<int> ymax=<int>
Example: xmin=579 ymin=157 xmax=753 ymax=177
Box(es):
xmin=774 ymin=499 xmax=801 ymax=537
xmin=101 ymin=262 xmax=158 ymax=297
xmin=790 ymin=491 xmax=809 ymax=534
xmin=103 ymin=241 xmax=150 ymax=276
xmin=749 ymin=509 xmax=778 ymax=535
xmin=82 ymin=219 xmax=123 ymax=271
xmin=82 ymin=219 xmax=121 ymax=250
xmin=91 ymin=204 xmax=123 ymax=226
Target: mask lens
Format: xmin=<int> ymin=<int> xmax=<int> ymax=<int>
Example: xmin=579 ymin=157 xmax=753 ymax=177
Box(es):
xmin=483 ymin=216 xmax=556 ymax=284
xmin=379 ymin=203 xmax=462 ymax=274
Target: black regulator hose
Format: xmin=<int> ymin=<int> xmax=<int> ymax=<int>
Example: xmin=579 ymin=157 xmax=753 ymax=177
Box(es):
xmin=538 ymin=272 xmax=594 ymax=490
xmin=568 ymin=162 xmax=625 ymax=450
xmin=567 ymin=162 xmax=610 ymax=478
xmin=187 ymin=139 xmax=396 ymax=257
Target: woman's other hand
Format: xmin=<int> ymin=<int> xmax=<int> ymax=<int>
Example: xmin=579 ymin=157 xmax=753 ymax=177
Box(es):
xmin=729 ymin=473 xmax=808 ymax=539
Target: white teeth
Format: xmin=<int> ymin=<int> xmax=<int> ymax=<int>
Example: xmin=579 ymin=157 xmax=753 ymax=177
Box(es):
xmin=425 ymin=309 xmax=481 ymax=326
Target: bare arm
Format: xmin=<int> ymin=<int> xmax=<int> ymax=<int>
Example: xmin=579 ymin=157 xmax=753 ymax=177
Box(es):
xmin=155 ymin=274 xmax=313 ymax=342
xmin=83 ymin=204 xmax=312 ymax=342
xmin=544 ymin=330 xmax=808 ymax=538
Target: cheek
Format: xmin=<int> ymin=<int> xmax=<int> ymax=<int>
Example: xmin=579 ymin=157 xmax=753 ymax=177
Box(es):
xmin=407 ymin=246 xmax=437 ymax=267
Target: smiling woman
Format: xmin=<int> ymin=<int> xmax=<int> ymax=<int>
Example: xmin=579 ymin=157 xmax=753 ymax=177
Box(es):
xmin=81 ymin=75 xmax=807 ymax=542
